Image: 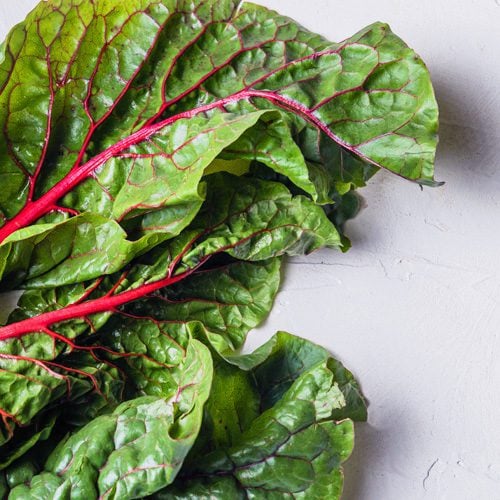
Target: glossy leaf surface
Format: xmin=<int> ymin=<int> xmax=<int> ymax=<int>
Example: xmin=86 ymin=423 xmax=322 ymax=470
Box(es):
xmin=8 ymin=340 xmax=213 ymax=499
xmin=0 ymin=1 xmax=441 ymax=497
xmin=1 ymin=174 xmax=331 ymax=450
xmin=0 ymin=0 xmax=438 ymax=248
xmin=156 ymin=332 xmax=366 ymax=499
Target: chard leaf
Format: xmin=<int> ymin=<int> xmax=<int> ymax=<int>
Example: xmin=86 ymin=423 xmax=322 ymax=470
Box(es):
xmin=0 ymin=0 xmax=438 ymax=251
xmin=0 ymin=215 xmax=161 ymax=290
xmin=155 ymin=332 xmax=365 ymax=499
xmin=190 ymin=331 xmax=366 ymax=459
xmin=1 ymin=454 xmax=43 ymax=499
xmin=163 ymin=418 xmax=352 ymax=500
xmin=0 ymin=258 xmax=279 ymax=481
xmin=0 ymin=341 xmax=123 ymax=447
xmin=0 ymin=412 xmax=57 ymax=471
xmin=0 ymin=1 xmax=440 ymax=494
xmin=217 ymin=113 xmax=319 ymax=199
xmin=3 ymin=173 xmax=331 ymax=450
xmin=296 ymin=127 xmax=380 ymax=203
xmin=120 ymin=258 xmax=282 ymax=358
xmin=62 ymin=110 xmax=270 ymax=231
xmin=178 ymin=173 xmax=341 ymax=268
xmin=226 ymin=331 xmax=367 ymax=422
xmin=8 ymin=339 xmax=213 ymax=500
xmin=0 ymin=255 xmax=280 ymax=447
xmin=0 ymin=111 xmax=278 ymax=288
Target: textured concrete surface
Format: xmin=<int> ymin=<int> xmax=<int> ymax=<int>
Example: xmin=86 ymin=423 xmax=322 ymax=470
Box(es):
xmin=1 ymin=1 xmax=499 ymax=499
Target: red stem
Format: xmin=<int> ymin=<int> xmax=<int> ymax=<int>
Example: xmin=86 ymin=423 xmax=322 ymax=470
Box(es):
xmin=0 ymin=264 xmax=202 ymax=342
xmin=0 ymin=91 xmax=247 ymax=243
xmin=0 ymin=88 xmax=379 ymax=244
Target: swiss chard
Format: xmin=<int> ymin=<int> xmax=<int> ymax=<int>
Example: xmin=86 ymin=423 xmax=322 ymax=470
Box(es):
xmin=0 ymin=0 xmax=438 ymax=285
xmin=0 ymin=1 xmax=439 ymax=499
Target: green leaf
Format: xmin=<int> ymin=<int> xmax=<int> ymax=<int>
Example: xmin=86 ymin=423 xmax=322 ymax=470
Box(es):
xmin=1 ymin=454 xmax=43 ymax=498
xmin=67 ymin=111 xmax=270 ymax=231
xmin=229 ymin=331 xmax=367 ymax=422
xmin=0 ymin=412 xmax=57 ymax=471
xmin=0 ymin=0 xmax=438 ymax=249
xmin=0 ymin=215 xmax=161 ymax=290
xmin=219 ymin=112 xmax=319 ymax=200
xmin=0 ymin=259 xmax=280 ymax=491
xmin=179 ymin=173 xmax=341 ymax=268
xmin=0 ymin=1 xmax=437 ymax=491
xmin=8 ymin=339 xmax=213 ymax=500
xmin=296 ymin=126 xmax=380 ymax=202
xmin=92 ymin=259 xmax=281 ymax=400
xmin=0 ymin=342 xmax=123 ymax=446
xmin=0 ymin=256 xmax=281 ymax=454
xmin=0 ymin=111 xmax=281 ymax=289
xmin=155 ymin=332 xmax=365 ymax=499
xmin=193 ymin=331 xmax=366 ymax=459
xmin=122 ymin=258 xmax=282 ymax=356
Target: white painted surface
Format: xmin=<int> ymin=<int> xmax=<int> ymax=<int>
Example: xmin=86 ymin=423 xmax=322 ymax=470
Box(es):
xmin=1 ymin=1 xmax=499 ymax=499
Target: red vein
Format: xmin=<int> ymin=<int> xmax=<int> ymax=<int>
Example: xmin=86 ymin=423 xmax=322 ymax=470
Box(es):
xmin=0 ymin=198 xmax=300 ymax=343
xmin=71 ymin=11 xmax=173 ymax=171
xmin=0 ymin=80 xmax=411 ymax=244
xmin=142 ymin=21 xmax=215 ymax=127
xmin=0 ymin=262 xmax=205 ymax=342
xmin=244 ymin=89 xmax=411 ymax=180
xmin=0 ymin=92 xmax=253 ymax=242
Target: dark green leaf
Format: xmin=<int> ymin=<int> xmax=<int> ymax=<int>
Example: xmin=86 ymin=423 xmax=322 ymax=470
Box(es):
xmin=0 ymin=111 xmax=279 ymax=288
xmin=178 ymin=173 xmax=341 ymax=268
xmin=0 ymin=1 xmax=438 ymax=494
xmin=156 ymin=332 xmax=365 ymax=499
xmin=9 ymin=339 xmax=213 ymax=500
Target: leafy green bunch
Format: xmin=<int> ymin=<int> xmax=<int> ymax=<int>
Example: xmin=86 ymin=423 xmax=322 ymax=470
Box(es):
xmin=0 ymin=1 xmax=438 ymax=498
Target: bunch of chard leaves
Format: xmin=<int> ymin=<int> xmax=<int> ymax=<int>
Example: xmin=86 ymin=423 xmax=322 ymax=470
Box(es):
xmin=0 ymin=0 xmax=439 ymax=498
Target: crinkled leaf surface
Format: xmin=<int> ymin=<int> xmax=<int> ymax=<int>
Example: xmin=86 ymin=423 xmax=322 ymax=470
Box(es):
xmin=0 ymin=110 xmax=279 ymax=289
xmin=1 ymin=174 xmax=318 ymax=452
xmin=178 ymin=173 xmax=341 ymax=267
xmin=0 ymin=1 xmax=440 ymax=497
xmin=123 ymin=258 xmax=282 ymax=358
xmin=8 ymin=339 xmax=213 ymax=500
xmin=0 ymin=0 xmax=438 ymax=256
xmin=0 ymin=162 xmax=347 ymax=496
xmin=0 ymin=258 xmax=280 ymax=494
xmin=155 ymin=332 xmax=365 ymax=499
xmin=97 ymin=258 xmax=281 ymax=399
xmin=226 ymin=331 xmax=367 ymax=422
